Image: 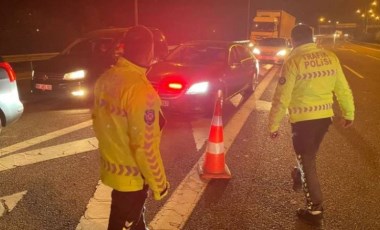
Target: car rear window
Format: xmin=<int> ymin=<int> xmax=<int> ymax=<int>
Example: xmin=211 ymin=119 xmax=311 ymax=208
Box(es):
xmin=166 ymin=45 xmax=226 ymax=64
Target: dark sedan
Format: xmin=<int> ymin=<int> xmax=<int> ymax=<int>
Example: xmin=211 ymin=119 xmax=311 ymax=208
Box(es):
xmin=31 ymin=27 xmax=168 ymax=102
xmin=147 ymin=40 xmax=259 ymax=115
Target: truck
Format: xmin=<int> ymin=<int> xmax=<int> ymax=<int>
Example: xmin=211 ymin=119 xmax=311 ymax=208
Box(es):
xmin=250 ymin=10 xmax=296 ymax=42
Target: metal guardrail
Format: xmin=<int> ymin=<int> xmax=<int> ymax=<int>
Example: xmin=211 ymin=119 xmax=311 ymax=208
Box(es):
xmin=2 ymin=52 xmax=60 ymax=63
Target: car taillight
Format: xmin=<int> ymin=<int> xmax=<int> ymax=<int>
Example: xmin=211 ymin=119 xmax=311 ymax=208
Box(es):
xmin=158 ymin=77 xmax=187 ymax=95
xmin=0 ymin=62 xmax=16 ymax=82
xmin=167 ymin=82 xmax=184 ymax=90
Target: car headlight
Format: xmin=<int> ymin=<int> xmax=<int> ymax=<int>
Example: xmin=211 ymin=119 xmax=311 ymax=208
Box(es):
xmin=253 ymin=48 xmax=261 ymax=55
xmin=276 ymin=49 xmax=287 ymax=56
xmin=63 ymin=70 xmax=86 ymax=80
xmin=186 ymin=82 xmax=209 ymax=94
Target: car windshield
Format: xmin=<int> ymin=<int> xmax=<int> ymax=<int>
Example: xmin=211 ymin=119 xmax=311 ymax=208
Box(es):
xmin=165 ymin=45 xmax=226 ymax=64
xmin=61 ymin=37 xmax=116 ymax=57
xmin=257 ymin=38 xmax=287 ymax=47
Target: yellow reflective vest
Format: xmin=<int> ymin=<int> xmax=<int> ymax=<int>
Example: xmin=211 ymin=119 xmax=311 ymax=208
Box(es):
xmin=92 ymin=57 xmax=168 ymax=200
xmin=269 ymin=43 xmax=355 ymax=133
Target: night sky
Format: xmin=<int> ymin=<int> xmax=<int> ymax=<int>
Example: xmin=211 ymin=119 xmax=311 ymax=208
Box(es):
xmin=0 ymin=0 xmax=373 ymax=54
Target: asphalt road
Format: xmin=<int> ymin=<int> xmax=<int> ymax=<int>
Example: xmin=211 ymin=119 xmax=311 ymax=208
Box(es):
xmin=1 ymin=39 xmax=379 ymax=230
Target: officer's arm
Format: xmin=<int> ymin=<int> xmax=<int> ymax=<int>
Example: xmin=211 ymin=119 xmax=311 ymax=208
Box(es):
xmin=269 ymin=61 xmax=296 ymax=133
xmin=333 ymin=58 xmax=355 ymax=121
xmin=126 ymin=83 xmax=169 ymax=200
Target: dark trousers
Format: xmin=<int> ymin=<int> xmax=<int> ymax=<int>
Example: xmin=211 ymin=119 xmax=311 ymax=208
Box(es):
xmin=291 ymin=118 xmax=332 ymax=211
xmin=108 ymin=185 xmax=149 ymax=230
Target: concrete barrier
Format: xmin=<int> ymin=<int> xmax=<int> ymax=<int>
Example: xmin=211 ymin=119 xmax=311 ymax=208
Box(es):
xmin=2 ymin=53 xmax=59 ymax=63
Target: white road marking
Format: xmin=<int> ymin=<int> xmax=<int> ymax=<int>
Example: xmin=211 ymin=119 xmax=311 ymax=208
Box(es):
xmin=255 ymin=100 xmax=272 ymax=111
xmin=0 ymin=138 xmax=98 ymax=172
xmin=366 ymin=55 xmax=380 ymax=61
xmin=343 ymin=65 xmax=365 ymax=79
xmin=191 ymin=118 xmax=211 ymax=151
xmin=355 ymin=43 xmax=380 ymax=51
xmin=263 ymin=64 xmax=273 ymax=70
xmin=0 ymin=191 xmax=27 ymax=217
xmin=337 ymin=48 xmax=357 ymax=53
xmin=0 ymin=120 xmax=92 ymax=156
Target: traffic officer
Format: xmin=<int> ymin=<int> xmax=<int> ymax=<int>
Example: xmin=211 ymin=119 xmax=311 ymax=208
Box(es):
xmin=269 ymin=24 xmax=355 ymax=227
xmin=92 ymin=25 xmax=169 ymax=230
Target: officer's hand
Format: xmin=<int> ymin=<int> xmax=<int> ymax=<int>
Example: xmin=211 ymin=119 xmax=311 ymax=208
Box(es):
xmin=342 ymin=119 xmax=354 ymax=128
xmin=270 ymin=131 xmax=279 ymax=139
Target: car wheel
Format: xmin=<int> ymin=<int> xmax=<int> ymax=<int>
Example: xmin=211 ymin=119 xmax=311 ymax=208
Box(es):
xmin=0 ymin=118 xmax=2 ymax=134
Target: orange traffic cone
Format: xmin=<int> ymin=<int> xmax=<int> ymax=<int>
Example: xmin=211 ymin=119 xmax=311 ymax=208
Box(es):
xmin=199 ymin=90 xmax=231 ymax=179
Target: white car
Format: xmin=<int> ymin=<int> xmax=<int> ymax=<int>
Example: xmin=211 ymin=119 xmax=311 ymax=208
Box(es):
xmin=0 ymin=57 xmax=24 ymax=134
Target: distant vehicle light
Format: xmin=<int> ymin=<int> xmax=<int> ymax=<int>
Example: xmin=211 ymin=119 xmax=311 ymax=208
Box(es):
xmin=276 ymin=49 xmax=287 ymax=56
xmin=71 ymin=89 xmax=86 ymax=97
xmin=63 ymin=70 xmax=86 ymax=80
xmin=186 ymin=82 xmax=209 ymax=94
xmin=253 ymin=48 xmax=261 ymax=55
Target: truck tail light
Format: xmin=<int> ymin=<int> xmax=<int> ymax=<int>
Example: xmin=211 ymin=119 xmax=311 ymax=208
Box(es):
xmin=0 ymin=62 xmax=16 ymax=82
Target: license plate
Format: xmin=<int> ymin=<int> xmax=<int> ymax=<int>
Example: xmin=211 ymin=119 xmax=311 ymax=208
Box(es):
xmin=161 ymin=100 xmax=169 ymax=107
xmin=35 ymin=84 xmax=52 ymax=91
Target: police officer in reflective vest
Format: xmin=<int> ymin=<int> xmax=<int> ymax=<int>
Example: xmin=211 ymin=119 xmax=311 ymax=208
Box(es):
xmin=269 ymin=24 xmax=355 ymax=226
xmin=92 ymin=25 xmax=169 ymax=230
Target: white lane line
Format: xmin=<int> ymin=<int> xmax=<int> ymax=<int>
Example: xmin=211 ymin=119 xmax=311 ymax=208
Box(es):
xmin=0 ymin=137 xmax=98 ymax=172
xmin=366 ymin=55 xmax=380 ymax=61
xmin=343 ymin=65 xmax=365 ymax=79
xmin=337 ymin=48 xmax=357 ymax=53
xmin=263 ymin=64 xmax=273 ymax=70
xmin=0 ymin=120 xmax=92 ymax=156
xmin=357 ymin=43 xmax=380 ymax=50
xmin=149 ymin=66 xmax=279 ymax=230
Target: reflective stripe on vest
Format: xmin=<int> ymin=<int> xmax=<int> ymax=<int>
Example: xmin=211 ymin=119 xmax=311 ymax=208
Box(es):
xmin=101 ymin=158 xmax=140 ymax=176
xmin=288 ymin=103 xmax=333 ymax=115
xmin=296 ymin=69 xmax=337 ymax=80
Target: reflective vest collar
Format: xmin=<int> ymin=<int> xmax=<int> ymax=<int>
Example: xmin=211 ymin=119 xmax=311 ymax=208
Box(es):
xmin=116 ymin=57 xmax=148 ymax=75
xmin=292 ymin=43 xmax=317 ymax=55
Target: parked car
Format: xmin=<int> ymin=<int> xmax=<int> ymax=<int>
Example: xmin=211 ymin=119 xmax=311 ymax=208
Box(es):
xmin=31 ymin=27 xmax=168 ymax=102
xmin=252 ymin=37 xmax=292 ymax=64
xmin=0 ymin=57 xmax=24 ymax=134
xmin=147 ymin=40 xmax=259 ymax=115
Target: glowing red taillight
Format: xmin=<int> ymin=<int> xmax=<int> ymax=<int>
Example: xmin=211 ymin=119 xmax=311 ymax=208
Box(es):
xmin=0 ymin=62 xmax=16 ymax=82
xmin=168 ymin=82 xmax=184 ymax=90
xmin=157 ymin=75 xmax=187 ymax=95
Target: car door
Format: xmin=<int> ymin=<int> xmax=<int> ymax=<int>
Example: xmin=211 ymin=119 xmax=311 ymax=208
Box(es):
xmin=228 ymin=45 xmax=255 ymax=94
xmin=225 ymin=45 xmax=247 ymax=97
xmin=237 ymin=45 xmax=256 ymax=90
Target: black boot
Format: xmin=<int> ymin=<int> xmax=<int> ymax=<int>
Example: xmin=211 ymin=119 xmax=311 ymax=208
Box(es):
xmin=296 ymin=208 xmax=324 ymax=227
